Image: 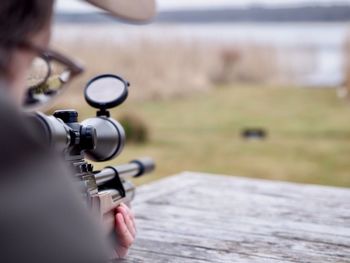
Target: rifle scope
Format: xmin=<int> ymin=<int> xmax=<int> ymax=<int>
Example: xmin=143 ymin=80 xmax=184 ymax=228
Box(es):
xmin=29 ymin=74 xmax=130 ymax=163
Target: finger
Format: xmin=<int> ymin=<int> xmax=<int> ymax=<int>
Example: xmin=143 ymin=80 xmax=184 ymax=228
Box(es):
xmin=120 ymin=203 xmax=136 ymax=228
xmin=117 ymin=206 xmax=136 ymax=238
xmin=114 ymin=213 xmax=132 ymax=259
xmin=121 ymin=203 xmax=135 ymax=219
xmin=115 ymin=213 xmax=134 ymax=248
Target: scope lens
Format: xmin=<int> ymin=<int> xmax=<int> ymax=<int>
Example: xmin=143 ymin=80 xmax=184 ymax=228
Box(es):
xmin=82 ymin=117 xmax=126 ymax=162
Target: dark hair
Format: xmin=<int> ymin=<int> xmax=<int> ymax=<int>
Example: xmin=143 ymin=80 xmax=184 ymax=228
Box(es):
xmin=0 ymin=0 xmax=54 ymax=77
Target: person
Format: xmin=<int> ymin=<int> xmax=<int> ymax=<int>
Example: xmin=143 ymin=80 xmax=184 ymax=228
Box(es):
xmin=0 ymin=0 xmax=149 ymax=261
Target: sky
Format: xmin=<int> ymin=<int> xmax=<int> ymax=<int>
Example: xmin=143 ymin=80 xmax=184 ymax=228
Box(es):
xmin=56 ymin=0 xmax=350 ymax=13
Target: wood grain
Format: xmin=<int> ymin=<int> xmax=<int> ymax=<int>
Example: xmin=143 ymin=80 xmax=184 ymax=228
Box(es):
xmin=121 ymin=172 xmax=350 ymax=263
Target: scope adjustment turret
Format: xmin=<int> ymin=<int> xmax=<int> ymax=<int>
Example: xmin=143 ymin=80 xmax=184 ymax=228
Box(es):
xmin=54 ymin=110 xmax=79 ymax=123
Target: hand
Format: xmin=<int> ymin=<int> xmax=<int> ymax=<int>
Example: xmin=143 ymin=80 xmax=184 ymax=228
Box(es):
xmin=114 ymin=203 xmax=136 ymax=258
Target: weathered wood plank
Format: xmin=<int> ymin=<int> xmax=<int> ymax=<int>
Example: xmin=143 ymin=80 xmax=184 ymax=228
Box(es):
xmin=132 ymin=214 xmax=349 ymax=262
xmin=123 ymin=172 xmax=350 ymax=262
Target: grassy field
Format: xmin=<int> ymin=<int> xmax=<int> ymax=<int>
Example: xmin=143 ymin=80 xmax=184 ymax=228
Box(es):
xmin=49 ymin=24 xmax=350 ymax=188
xmin=65 ymin=85 xmax=350 ymax=188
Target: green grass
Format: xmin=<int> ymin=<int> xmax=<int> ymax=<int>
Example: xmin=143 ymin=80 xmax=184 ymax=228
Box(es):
xmin=73 ymin=85 xmax=350 ymax=188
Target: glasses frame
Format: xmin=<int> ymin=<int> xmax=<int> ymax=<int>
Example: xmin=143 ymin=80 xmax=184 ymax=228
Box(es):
xmin=19 ymin=41 xmax=84 ymax=77
xmin=17 ymin=41 xmax=84 ymax=109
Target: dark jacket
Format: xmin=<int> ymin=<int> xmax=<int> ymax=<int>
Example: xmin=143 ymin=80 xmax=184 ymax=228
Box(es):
xmin=0 ymin=86 xmax=110 ymax=263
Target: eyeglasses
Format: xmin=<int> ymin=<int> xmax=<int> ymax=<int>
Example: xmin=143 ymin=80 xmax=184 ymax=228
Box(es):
xmin=18 ymin=41 xmax=84 ymax=110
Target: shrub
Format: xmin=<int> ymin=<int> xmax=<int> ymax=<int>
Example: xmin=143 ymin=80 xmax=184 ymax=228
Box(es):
xmin=118 ymin=113 xmax=149 ymax=144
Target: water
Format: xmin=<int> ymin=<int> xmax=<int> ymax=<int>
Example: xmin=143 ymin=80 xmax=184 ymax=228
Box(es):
xmin=54 ymin=22 xmax=350 ymax=87
xmin=158 ymin=23 xmax=348 ymax=87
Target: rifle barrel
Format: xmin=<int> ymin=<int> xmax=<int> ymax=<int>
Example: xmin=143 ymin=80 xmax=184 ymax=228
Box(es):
xmin=95 ymin=157 xmax=155 ymax=186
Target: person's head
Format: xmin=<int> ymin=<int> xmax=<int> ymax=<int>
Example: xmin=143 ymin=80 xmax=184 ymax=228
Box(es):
xmin=0 ymin=0 xmax=55 ymax=105
xmin=0 ymin=0 xmax=156 ymax=108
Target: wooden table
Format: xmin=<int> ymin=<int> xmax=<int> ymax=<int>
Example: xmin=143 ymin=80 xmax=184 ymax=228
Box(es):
xmin=122 ymin=172 xmax=350 ymax=262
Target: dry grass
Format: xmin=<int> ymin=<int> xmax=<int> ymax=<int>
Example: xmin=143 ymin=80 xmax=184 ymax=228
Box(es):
xmin=53 ymin=39 xmax=214 ymax=103
xmin=52 ymin=24 xmax=285 ymax=107
xmin=211 ymin=45 xmax=281 ymax=85
xmin=342 ymin=33 xmax=350 ymax=98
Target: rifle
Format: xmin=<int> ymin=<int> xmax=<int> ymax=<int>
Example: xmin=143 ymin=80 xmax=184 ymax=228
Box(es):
xmin=28 ymin=74 xmax=155 ymax=233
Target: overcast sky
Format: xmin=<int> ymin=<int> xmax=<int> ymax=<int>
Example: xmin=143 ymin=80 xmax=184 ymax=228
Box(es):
xmin=56 ymin=0 xmax=350 ymax=12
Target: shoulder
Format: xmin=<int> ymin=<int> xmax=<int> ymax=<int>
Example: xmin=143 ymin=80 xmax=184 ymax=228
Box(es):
xmin=0 ymin=97 xmax=45 ymax=172
xmin=0 ymin=88 xmax=110 ymax=262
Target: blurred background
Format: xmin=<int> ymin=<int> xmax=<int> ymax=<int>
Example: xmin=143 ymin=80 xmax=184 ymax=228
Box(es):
xmin=52 ymin=0 xmax=350 ymax=187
